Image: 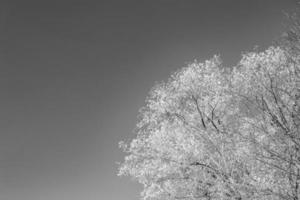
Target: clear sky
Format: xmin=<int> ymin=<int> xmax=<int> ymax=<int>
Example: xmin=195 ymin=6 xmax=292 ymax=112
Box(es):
xmin=0 ymin=0 xmax=297 ymax=200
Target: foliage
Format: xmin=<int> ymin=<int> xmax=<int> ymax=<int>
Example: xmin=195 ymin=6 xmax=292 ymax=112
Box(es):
xmin=119 ymin=46 xmax=300 ymax=200
xmin=119 ymin=19 xmax=300 ymax=200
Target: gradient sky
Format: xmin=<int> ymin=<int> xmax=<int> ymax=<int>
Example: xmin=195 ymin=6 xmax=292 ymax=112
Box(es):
xmin=0 ymin=0 xmax=297 ymax=200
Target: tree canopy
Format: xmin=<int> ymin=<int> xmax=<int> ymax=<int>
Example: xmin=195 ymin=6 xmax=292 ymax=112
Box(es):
xmin=119 ymin=18 xmax=300 ymax=200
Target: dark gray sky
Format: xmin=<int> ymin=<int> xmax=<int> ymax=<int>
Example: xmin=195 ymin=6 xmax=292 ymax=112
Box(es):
xmin=0 ymin=0 xmax=297 ymax=200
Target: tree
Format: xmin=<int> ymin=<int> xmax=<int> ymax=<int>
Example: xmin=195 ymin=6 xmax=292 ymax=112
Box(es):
xmin=280 ymin=11 xmax=300 ymax=58
xmin=119 ymin=33 xmax=300 ymax=200
xmin=231 ymin=47 xmax=300 ymax=200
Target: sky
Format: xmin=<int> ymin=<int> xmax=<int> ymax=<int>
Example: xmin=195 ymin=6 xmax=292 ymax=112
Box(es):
xmin=0 ymin=0 xmax=298 ymax=200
